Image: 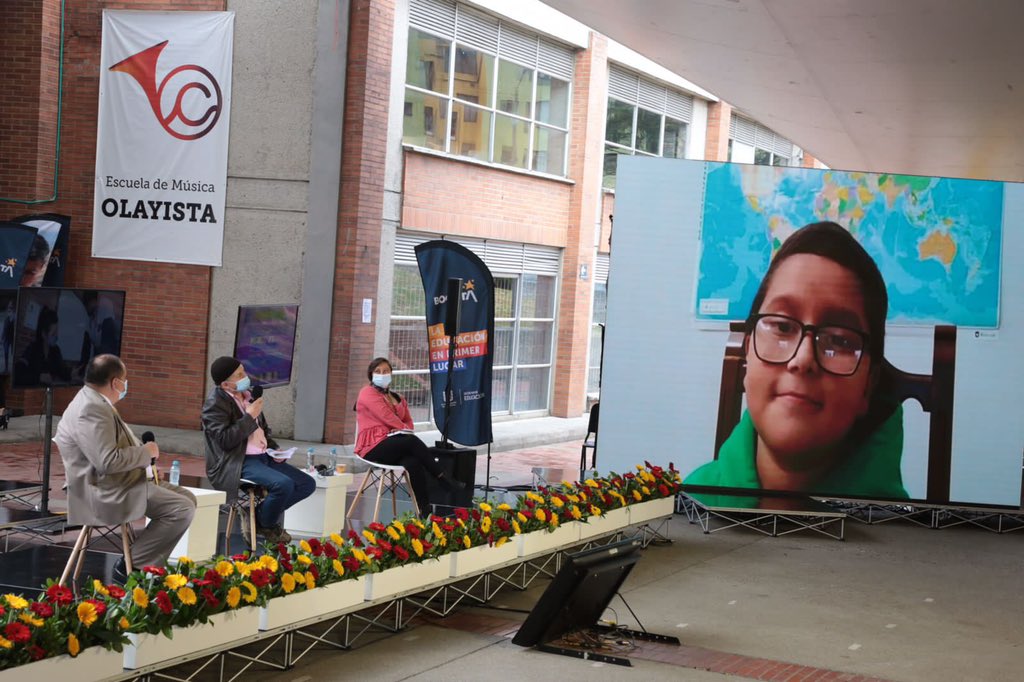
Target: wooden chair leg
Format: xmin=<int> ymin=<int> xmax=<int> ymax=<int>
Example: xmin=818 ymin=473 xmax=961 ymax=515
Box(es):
xmin=372 ymin=471 xmax=385 ymax=524
xmin=224 ymin=505 xmax=236 ymax=557
xmin=73 ymin=527 xmax=93 ymax=584
xmin=121 ymin=524 xmax=133 ymax=574
xmin=59 ymin=526 xmax=90 ymax=587
xmin=390 ymin=472 xmax=398 ymax=519
xmin=346 ymin=471 xmax=371 ymax=521
xmin=248 ymin=495 xmax=258 ymax=553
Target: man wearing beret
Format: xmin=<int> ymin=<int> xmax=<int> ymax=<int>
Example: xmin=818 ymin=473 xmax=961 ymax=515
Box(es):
xmin=201 ymin=356 xmax=314 ymax=545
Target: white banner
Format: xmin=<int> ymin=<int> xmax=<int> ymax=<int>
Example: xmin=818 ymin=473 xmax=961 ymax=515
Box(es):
xmin=93 ymin=11 xmax=234 ymax=266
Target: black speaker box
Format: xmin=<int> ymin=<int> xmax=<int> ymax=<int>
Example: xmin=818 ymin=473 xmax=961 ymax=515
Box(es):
xmin=426 ymin=445 xmax=476 ymax=513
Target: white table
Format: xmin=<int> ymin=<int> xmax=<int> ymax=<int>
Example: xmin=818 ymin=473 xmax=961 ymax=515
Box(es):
xmin=284 ymin=472 xmax=354 ymax=537
xmin=163 ymin=487 xmax=226 ymax=563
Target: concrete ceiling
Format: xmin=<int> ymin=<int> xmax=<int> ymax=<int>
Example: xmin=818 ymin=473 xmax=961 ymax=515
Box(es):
xmin=543 ymin=0 xmax=1024 ymax=182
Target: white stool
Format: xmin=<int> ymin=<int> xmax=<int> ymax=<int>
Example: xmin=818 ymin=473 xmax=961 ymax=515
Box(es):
xmin=346 ymin=460 xmax=420 ymax=523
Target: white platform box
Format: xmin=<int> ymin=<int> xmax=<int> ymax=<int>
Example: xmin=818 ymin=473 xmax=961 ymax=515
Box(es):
xmin=123 ymin=606 xmax=260 ymax=670
xmin=627 ymin=497 xmax=676 ymax=525
xmin=284 ymin=472 xmax=354 ymax=537
xmin=364 ymin=558 xmax=449 ymax=601
xmin=162 ymin=487 xmax=225 ymax=563
xmin=259 ymin=576 xmax=366 ymax=631
xmin=0 ymin=645 xmax=124 ymax=682
xmin=578 ymin=507 xmax=631 ymax=540
xmin=449 ymin=541 xmax=519 ymax=578
xmin=516 ymin=523 xmax=581 ymax=557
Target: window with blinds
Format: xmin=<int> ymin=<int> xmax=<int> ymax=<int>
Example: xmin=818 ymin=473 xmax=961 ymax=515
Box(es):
xmin=404 ymin=0 xmax=575 ymax=177
xmin=603 ymin=64 xmax=695 ymax=189
xmin=390 ymin=232 xmax=561 ymax=421
xmin=729 ymin=115 xmax=797 ymax=166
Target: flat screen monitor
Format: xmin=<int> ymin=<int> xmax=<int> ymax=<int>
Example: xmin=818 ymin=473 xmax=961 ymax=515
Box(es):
xmin=11 ymin=287 xmax=126 ymax=389
xmin=233 ymin=304 xmax=298 ymax=388
xmin=512 ymin=537 xmax=643 ymax=648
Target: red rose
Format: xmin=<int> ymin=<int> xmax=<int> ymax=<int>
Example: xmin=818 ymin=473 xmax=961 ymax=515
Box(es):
xmin=343 ymin=556 xmax=361 ymax=572
xmin=420 ymin=540 xmax=433 ymax=551
xmin=202 ymin=589 xmax=220 ymax=608
xmin=393 ymin=546 xmax=409 ymax=561
xmin=308 ymin=538 xmax=324 ymax=556
xmin=143 ymin=565 xmax=167 ymax=576
xmin=0 ymin=606 xmax=5 ymax=617
xmin=496 ymin=518 xmax=510 ymax=532
xmin=192 ymin=579 xmax=214 ymax=588
xmin=46 ymin=584 xmax=74 ymax=605
xmin=232 ymin=553 xmax=250 ymax=561
xmin=155 ymin=591 xmax=173 ymax=614
xmin=250 ymin=569 xmax=272 ymax=588
xmin=309 ymin=565 xmax=320 ymax=581
xmin=625 ymin=472 xmax=635 ymax=480
xmin=4 ymin=622 xmax=30 ymax=644
xmin=107 ymin=585 xmax=126 ymax=599
xmin=430 ymin=515 xmax=444 ymax=523
xmin=658 ymin=484 xmax=669 ymax=496
xmin=277 ymin=543 xmax=290 ymax=557
xmin=378 ymin=539 xmax=393 ymax=552
xmin=323 ymin=543 xmax=339 ymax=559
xmin=454 ymin=508 xmax=469 ymax=521
xmin=442 ymin=524 xmax=455 ymax=533
xmin=368 ymin=522 xmax=387 ymax=532
xmin=406 ymin=525 xmax=421 ymax=538
xmin=524 ymin=499 xmax=535 ymax=509
xmin=281 ymin=558 xmax=294 ymax=572
xmin=86 ymin=599 xmax=107 ymax=617
xmin=203 ymin=569 xmax=224 ymax=587
xmin=28 ymin=645 xmax=46 ymax=661
xmin=365 ymin=546 xmax=383 ymax=560
xmin=347 ymin=529 xmax=359 ymax=540
xmin=30 ymin=602 xmax=53 ymax=618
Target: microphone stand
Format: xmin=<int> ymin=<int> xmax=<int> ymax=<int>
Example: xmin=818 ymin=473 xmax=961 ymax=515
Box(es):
xmin=440 ymin=326 xmax=456 ymax=449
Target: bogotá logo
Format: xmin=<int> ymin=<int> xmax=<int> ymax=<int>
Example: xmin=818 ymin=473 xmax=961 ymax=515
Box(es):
xmin=0 ymin=258 xmax=17 ymax=279
xmin=110 ymin=40 xmax=223 ymax=141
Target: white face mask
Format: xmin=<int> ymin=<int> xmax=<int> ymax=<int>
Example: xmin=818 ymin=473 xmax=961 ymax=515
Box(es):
xmin=372 ymin=373 xmax=392 ymax=389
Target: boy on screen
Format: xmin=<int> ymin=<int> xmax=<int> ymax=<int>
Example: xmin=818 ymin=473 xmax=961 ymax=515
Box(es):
xmin=685 ymin=222 xmax=909 ymax=499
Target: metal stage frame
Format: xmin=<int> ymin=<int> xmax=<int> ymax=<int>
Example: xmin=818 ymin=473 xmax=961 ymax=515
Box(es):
xmin=820 ymin=498 xmax=1024 ymax=534
xmin=105 ymin=518 xmax=673 ymax=682
xmin=681 ymin=492 xmax=846 ymax=540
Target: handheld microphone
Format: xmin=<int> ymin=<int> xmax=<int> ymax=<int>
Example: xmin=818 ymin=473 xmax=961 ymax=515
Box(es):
xmin=141 ymin=431 xmax=157 ymax=469
xmin=250 ymin=385 xmax=263 ymax=402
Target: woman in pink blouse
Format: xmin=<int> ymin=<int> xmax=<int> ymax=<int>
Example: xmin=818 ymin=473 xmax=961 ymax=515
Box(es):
xmin=355 ymin=357 xmax=463 ymax=516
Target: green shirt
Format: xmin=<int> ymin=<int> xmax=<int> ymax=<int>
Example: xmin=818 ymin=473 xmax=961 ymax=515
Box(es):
xmin=684 ymin=405 xmax=910 ymax=500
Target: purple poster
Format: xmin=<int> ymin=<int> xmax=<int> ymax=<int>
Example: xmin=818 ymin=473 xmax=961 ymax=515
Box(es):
xmin=233 ymin=304 xmax=298 ymax=388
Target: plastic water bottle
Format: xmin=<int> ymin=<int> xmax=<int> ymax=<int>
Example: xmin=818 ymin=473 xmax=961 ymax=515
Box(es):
xmin=306 ymin=448 xmax=315 ymax=472
xmin=330 ymin=447 xmax=338 ymax=468
xmin=169 ymin=460 xmax=181 ymax=486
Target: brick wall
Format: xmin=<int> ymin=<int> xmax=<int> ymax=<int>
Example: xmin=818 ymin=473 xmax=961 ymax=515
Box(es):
xmin=323 ymin=0 xmax=396 ymax=444
xmin=402 ymin=152 xmax=572 ymax=247
xmin=704 ymin=101 xmax=732 ymax=161
xmin=0 ymin=0 xmax=224 ymax=429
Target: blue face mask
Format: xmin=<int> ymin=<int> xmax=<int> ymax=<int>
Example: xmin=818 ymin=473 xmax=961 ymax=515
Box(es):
xmin=116 ymin=378 xmax=128 ymax=401
xmin=372 ymin=373 xmax=392 ymax=389
xmin=234 ymin=376 xmax=251 ymax=393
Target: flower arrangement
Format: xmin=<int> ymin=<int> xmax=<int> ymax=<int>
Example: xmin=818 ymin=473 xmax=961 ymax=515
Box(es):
xmin=0 ymin=462 xmax=678 ymax=671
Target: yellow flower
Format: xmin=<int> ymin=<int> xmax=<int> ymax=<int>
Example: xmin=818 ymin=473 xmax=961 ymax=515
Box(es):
xmin=215 ymin=560 xmax=235 ymax=577
xmin=281 ymin=573 xmax=296 ymax=594
xmin=495 ymin=536 xmax=508 ymax=548
xmin=585 ymin=479 xmax=600 ymax=488
xmin=305 ymin=573 xmax=316 ymax=590
xmin=19 ymin=613 xmax=43 ymax=627
xmin=3 ymin=594 xmax=27 ymax=610
xmin=226 ymin=587 xmax=241 ymax=609
xmin=259 ymin=555 xmax=279 ymax=572
xmin=177 ymin=555 xmax=193 ymax=566
xmin=386 ymin=526 xmax=401 ymax=541
xmin=550 ymin=515 xmax=560 ymax=528
xmin=551 ymin=497 xmax=564 ymax=508
xmin=292 ymin=571 xmax=305 ymax=585
xmin=579 ymin=491 xmax=588 ymax=502
xmin=498 ymin=503 xmax=512 ymax=511
xmin=632 ymin=490 xmax=643 ymax=502
xmin=457 ymin=518 xmax=465 ymax=528
xmin=177 ymin=586 xmax=197 ymax=606
xmin=93 ymin=579 xmax=110 ymax=597
xmin=570 ymin=505 xmax=582 ymax=520
xmin=516 ymin=512 xmax=528 ymax=524
xmin=297 ymin=555 xmax=312 ymax=566
xmin=479 ymin=502 xmax=492 ymax=513
xmin=462 ymin=535 xmax=472 ymax=549
xmin=241 ymin=581 xmax=258 ymax=603
xmin=641 ymin=486 xmax=651 ymax=496
xmin=432 ymin=521 xmax=444 ymax=538
xmin=77 ymin=601 xmax=98 ymax=627
xmin=411 ymin=538 xmax=424 ymax=557
xmin=332 ymin=559 xmax=345 ymax=576
xmin=590 ymin=505 xmax=602 ymax=516
xmin=362 ymin=530 xmax=377 ymax=545
xmin=164 ymin=573 xmax=188 ymax=590
xmin=132 ymin=587 xmax=149 ymax=608
xmin=392 ymin=521 xmax=406 ymax=535
xmin=352 ymin=548 xmax=369 ymax=564
xmin=66 ymin=634 xmax=79 ymax=657
xmin=330 ymin=533 xmax=345 ymax=546
xmin=119 ymin=616 xmax=130 ymax=630
xmin=512 ymin=520 xmax=522 ymax=534
xmin=411 ymin=518 xmax=426 ymax=529
xmin=636 ymin=464 xmax=645 ymax=471
xmin=237 ymin=562 xmax=254 ymax=577
xmin=0 ymin=636 xmax=11 ymax=650
xmin=480 ymin=516 xmax=492 ymax=534
xmin=526 ymin=492 xmax=544 ymax=504
xmin=300 ymin=539 xmax=313 ymax=553
xmin=567 ymin=494 xmax=580 ymax=503
xmin=535 ymin=509 xmax=547 ymax=523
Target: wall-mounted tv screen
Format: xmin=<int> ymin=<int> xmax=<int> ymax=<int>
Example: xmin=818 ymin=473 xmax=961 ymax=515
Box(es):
xmin=12 ymin=287 xmax=126 ymax=389
xmin=233 ymin=304 xmax=298 ymax=389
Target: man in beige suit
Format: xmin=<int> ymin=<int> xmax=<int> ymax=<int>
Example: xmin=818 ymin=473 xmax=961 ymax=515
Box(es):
xmin=55 ymin=354 xmax=196 ymax=581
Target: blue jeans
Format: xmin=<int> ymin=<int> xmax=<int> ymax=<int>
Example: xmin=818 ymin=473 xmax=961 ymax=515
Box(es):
xmin=240 ymin=454 xmax=316 ymax=529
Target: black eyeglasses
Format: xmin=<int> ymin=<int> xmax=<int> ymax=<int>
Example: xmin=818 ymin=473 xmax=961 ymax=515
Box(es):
xmin=749 ymin=313 xmax=869 ymax=376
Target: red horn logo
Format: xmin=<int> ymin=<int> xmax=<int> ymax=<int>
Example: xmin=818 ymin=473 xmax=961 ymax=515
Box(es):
xmin=110 ymin=41 xmax=223 ymax=141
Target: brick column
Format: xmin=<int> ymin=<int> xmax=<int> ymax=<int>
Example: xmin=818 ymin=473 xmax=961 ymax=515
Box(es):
xmin=551 ymin=33 xmax=608 ymax=418
xmin=324 ymin=0 xmax=396 ymax=443
xmin=704 ymin=101 xmax=732 ymax=161
xmin=802 ymin=152 xmax=819 ymax=168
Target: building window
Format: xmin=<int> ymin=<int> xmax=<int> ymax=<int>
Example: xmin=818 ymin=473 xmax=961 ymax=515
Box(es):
xmin=587 ymin=281 xmax=607 ymax=399
xmin=603 ymin=65 xmax=693 ymax=189
xmin=389 ymin=235 xmax=561 ymax=423
xmin=403 ymin=2 xmax=574 ymax=177
xmin=728 ymin=115 xmax=795 ymax=167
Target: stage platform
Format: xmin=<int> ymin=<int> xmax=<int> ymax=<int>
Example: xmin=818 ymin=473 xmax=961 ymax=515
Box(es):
xmin=819 ymin=497 xmax=1024 ymax=533
xmin=681 ymin=490 xmax=846 ymax=540
xmin=0 ymin=479 xmax=44 ymax=507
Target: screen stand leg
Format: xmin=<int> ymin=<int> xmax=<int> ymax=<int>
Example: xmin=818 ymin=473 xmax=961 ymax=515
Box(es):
xmin=535 ymin=642 xmax=633 ymax=667
xmin=39 ymin=386 xmax=53 ymax=515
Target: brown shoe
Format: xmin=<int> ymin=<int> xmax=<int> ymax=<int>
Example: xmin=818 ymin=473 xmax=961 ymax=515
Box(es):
xmin=257 ymin=525 xmax=292 ymax=545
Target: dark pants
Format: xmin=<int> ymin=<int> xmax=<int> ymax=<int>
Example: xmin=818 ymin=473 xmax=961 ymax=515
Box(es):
xmin=240 ymin=454 xmax=316 ymax=529
xmin=364 ymin=434 xmax=443 ymax=513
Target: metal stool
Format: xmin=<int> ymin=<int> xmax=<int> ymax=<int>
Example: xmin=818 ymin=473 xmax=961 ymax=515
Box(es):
xmin=224 ymin=479 xmax=266 ymax=555
xmin=59 ymin=523 xmax=134 ymax=587
xmin=346 ymin=460 xmax=420 ymax=523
